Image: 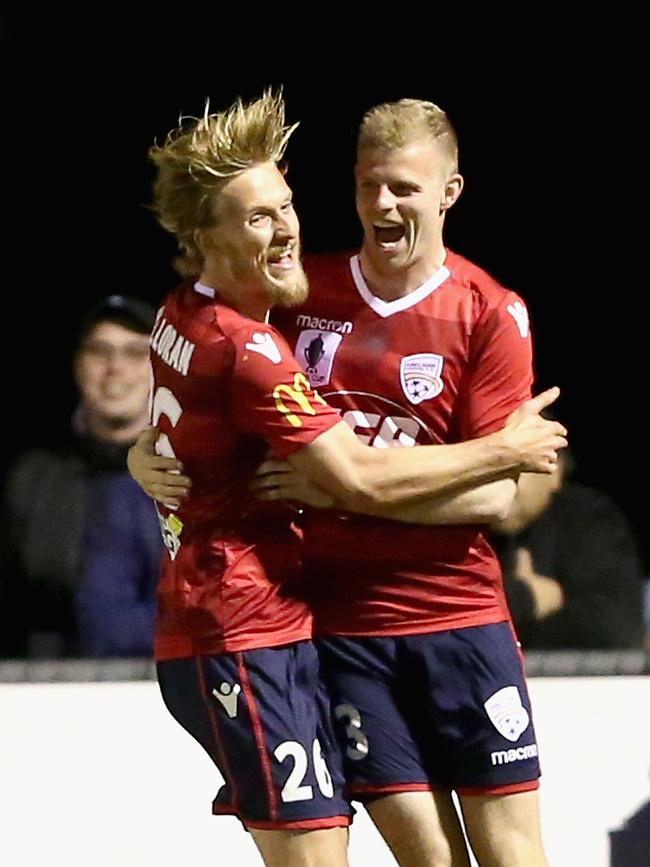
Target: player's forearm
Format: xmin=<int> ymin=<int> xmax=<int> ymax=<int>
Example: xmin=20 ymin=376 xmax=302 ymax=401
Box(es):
xmin=292 ymin=422 xmax=525 ymax=512
xmin=354 ymin=478 xmax=518 ymax=525
xmin=345 ymin=432 xmax=524 ymax=510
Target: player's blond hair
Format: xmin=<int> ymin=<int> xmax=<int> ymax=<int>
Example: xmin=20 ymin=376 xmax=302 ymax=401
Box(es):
xmin=149 ymin=89 xmax=298 ymax=269
xmin=357 ymin=99 xmax=458 ymax=171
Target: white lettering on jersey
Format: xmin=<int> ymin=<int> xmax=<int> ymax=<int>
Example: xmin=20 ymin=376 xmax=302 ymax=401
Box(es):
xmin=150 ymin=315 xmax=196 ymax=376
xmin=484 ymin=686 xmax=530 ymax=742
xmin=296 ymin=314 xmax=353 ymax=334
xmin=321 ymin=391 xmax=436 ymax=448
xmin=295 ymin=330 xmax=343 ymax=387
xmin=212 ymin=682 xmax=242 ymax=718
xmin=245 ymin=332 xmax=282 ymax=364
xmin=400 ymin=353 xmax=444 ymax=404
xmin=506 ymin=301 xmax=529 ymax=338
xmin=490 ymin=744 xmax=538 ymax=765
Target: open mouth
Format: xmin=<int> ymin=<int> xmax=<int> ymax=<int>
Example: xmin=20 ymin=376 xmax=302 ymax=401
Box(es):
xmin=267 ymin=247 xmax=295 ymax=271
xmin=373 ymin=224 xmax=405 ymax=246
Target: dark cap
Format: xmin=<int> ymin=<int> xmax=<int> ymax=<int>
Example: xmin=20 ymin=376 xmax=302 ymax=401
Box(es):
xmin=78 ymin=295 xmax=156 ymax=344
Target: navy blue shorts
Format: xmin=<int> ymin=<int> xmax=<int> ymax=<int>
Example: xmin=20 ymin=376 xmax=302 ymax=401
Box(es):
xmin=157 ymin=641 xmax=352 ymax=830
xmin=317 ymin=622 xmax=540 ymax=799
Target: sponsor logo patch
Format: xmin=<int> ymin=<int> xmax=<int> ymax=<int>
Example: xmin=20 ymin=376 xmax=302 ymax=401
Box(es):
xmin=295 ymin=329 xmax=343 ymax=387
xmin=273 ymin=372 xmax=327 ymax=428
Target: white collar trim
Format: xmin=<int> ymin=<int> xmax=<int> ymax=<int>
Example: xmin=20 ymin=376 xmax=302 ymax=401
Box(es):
xmin=194 ymin=281 xmax=216 ymax=298
xmin=349 ymin=255 xmax=450 ymax=318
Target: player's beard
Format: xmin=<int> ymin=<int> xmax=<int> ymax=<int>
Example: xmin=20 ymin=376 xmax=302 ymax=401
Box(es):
xmin=265 ymin=262 xmax=310 ymax=308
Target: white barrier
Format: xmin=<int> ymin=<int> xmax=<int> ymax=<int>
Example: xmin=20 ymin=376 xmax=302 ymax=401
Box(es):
xmin=0 ymin=677 xmax=648 ymax=867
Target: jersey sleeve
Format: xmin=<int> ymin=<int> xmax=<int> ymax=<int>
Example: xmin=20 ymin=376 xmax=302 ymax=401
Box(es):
xmin=460 ymin=292 xmax=534 ymax=438
xmin=229 ymin=323 xmax=341 ymax=458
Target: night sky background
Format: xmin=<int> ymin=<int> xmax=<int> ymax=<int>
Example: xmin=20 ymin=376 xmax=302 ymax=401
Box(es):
xmin=2 ymin=16 xmax=645 ymax=565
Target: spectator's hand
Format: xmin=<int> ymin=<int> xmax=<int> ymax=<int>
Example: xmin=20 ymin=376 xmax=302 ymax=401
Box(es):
xmin=251 ymin=459 xmax=336 ymax=509
xmin=515 ymin=547 xmax=564 ymax=619
xmin=127 ymin=428 xmax=191 ymax=509
xmin=501 ymin=387 xmax=568 ymax=474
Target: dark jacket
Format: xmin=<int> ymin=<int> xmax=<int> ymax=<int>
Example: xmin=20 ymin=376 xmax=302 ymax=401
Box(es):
xmin=493 ymin=482 xmax=644 ymax=649
xmin=0 ymin=434 xmax=162 ymax=657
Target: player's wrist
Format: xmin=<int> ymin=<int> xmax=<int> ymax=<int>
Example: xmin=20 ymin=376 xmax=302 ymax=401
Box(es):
xmin=481 ymin=430 xmax=523 ymax=473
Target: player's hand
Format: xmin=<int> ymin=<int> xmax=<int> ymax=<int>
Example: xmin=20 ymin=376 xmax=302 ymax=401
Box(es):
xmin=251 ymin=458 xmax=336 ymax=509
xmin=127 ymin=427 xmax=191 ymax=508
xmin=501 ymin=387 xmax=568 ymax=473
xmin=515 ymin=548 xmax=564 ymax=618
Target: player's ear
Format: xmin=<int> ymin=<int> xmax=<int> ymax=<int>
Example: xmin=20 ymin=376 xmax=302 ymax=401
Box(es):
xmin=440 ymin=173 xmax=464 ymax=214
xmin=194 ymin=229 xmax=207 ymax=255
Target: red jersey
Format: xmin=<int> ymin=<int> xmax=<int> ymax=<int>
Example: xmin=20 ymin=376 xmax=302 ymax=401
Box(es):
xmin=274 ymin=250 xmax=533 ymax=637
xmin=150 ymin=282 xmax=341 ymax=659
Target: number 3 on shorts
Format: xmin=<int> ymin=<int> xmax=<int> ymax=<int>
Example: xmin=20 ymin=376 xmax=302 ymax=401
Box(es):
xmin=274 ymin=738 xmax=334 ymax=802
xmin=335 ymin=703 xmax=369 ymax=761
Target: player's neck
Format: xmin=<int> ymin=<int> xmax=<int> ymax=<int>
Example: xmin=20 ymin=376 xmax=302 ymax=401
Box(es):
xmin=198 ymin=273 xmax=270 ymax=322
xmin=358 ymin=245 xmax=447 ymax=302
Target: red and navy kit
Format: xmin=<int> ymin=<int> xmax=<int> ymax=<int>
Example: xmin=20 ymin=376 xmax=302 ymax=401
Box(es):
xmin=150 ymin=282 xmax=351 ymax=829
xmin=150 ymin=281 xmax=341 ymax=660
xmin=319 ymin=624 xmax=541 ymax=797
xmin=158 ymin=642 xmax=351 ymax=830
xmin=274 ymin=250 xmax=541 ymax=796
xmin=275 ymin=249 xmax=533 ymax=638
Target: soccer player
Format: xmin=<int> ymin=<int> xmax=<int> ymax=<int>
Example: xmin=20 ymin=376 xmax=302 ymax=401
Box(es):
xmin=137 ymin=93 xmax=566 ymax=867
xmin=267 ymin=99 xmax=555 ymax=867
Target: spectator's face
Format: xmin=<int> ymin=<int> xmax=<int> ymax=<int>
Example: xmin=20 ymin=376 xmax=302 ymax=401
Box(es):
xmin=355 ymin=140 xmax=461 ymax=277
xmin=198 ymin=162 xmax=308 ymax=311
xmin=75 ymin=322 xmax=151 ymax=427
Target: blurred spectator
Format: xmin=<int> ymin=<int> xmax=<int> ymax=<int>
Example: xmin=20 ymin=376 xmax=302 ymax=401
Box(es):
xmin=492 ymin=452 xmax=645 ymax=649
xmin=0 ymin=296 xmax=162 ymax=658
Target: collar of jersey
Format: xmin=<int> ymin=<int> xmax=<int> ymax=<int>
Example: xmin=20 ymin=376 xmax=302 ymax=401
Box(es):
xmin=349 ymin=254 xmax=450 ymax=318
xmin=194 ymin=281 xmax=215 ymax=298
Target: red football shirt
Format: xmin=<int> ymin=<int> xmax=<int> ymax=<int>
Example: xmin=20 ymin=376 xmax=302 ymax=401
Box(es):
xmin=151 ymin=282 xmax=341 ymax=659
xmin=274 ymin=250 xmax=533 ymax=636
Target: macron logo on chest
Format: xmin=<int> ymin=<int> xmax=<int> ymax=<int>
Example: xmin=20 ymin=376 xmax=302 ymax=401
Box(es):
xmin=245 ymin=332 xmax=282 ymax=364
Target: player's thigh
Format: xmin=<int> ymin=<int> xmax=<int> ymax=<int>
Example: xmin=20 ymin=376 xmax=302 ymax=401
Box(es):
xmin=157 ymin=643 xmax=350 ymax=830
xmin=250 ymin=826 xmax=349 ymax=867
xmin=405 ymin=623 xmax=541 ymax=793
xmin=366 ymin=790 xmax=471 ymax=867
xmin=317 ymin=636 xmax=431 ymax=796
xmin=458 ymin=789 xmax=548 ymax=867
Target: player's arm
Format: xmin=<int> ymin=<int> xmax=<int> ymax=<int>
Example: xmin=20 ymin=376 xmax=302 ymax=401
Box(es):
xmin=252 ymin=389 xmax=564 ymax=520
xmin=128 ymin=321 xmax=565 ymax=511
xmin=259 ymin=292 xmax=562 ymax=516
xmin=128 ymin=388 xmax=565 ymax=512
xmin=259 ymin=383 xmax=565 ymax=512
xmin=252 ymin=461 xmax=517 ymax=525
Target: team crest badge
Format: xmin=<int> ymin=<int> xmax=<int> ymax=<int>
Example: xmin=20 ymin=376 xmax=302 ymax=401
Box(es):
xmin=294 ymin=330 xmax=343 ymax=387
xmin=484 ymin=686 xmax=530 ymax=742
xmin=400 ymin=353 xmax=444 ymax=404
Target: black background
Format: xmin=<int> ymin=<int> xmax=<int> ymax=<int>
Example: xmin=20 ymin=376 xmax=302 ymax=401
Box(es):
xmin=1 ymin=17 xmax=644 ymax=564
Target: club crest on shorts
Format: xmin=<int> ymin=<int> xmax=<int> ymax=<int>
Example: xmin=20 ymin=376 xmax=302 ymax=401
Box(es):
xmin=400 ymin=353 xmax=444 ymax=404
xmin=484 ymin=686 xmax=530 ymax=742
xmin=294 ymin=330 xmax=343 ymax=387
